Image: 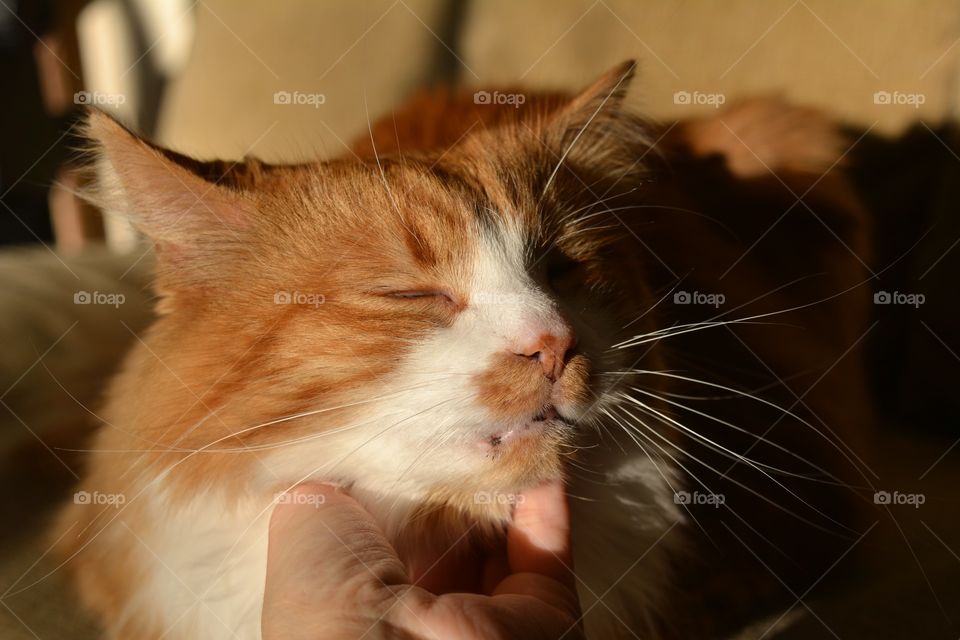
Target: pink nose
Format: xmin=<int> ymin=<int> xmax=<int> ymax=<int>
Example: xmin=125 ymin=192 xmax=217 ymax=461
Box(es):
xmin=512 ymin=329 xmax=576 ymax=381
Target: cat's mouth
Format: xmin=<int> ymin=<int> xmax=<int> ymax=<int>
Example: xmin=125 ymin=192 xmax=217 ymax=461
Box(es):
xmin=487 ymin=404 xmax=565 ymax=448
xmin=533 ymin=405 xmax=560 ymax=422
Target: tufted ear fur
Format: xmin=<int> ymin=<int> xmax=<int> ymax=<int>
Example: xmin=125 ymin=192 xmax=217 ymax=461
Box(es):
xmin=533 ymin=59 xmax=649 ymax=209
xmin=84 ymin=111 xmax=259 ymax=244
xmin=83 ymin=111 xmax=274 ymax=307
xmin=540 ymin=60 xmax=649 ymax=187
xmin=559 ymin=59 xmax=636 ymax=130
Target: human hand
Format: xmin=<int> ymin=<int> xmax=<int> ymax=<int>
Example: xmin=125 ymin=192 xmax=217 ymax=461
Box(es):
xmin=262 ymin=481 xmax=583 ymax=640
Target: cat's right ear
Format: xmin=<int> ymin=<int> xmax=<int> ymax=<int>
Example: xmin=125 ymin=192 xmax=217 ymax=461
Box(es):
xmin=84 ymin=109 xmax=254 ymax=254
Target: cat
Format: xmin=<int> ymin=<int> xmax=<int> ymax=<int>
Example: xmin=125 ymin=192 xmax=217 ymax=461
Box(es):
xmin=55 ymin=61 xmax=875 ymax=639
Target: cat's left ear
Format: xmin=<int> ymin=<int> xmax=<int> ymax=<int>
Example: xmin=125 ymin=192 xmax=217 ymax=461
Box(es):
xmin=559 ymin=59 xmax=636 ymax=128
xmin=542 ymin=60 xmax=646 ymax=174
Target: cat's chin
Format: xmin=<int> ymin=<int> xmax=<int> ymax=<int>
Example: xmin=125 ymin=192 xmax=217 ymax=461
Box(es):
xmin=485 ymin=409 xmax=557 ymax=448
xmin=483 ymin=404 xmax=576 ymax=449
xmin=468 ymin=416 xmax=573 ymax=500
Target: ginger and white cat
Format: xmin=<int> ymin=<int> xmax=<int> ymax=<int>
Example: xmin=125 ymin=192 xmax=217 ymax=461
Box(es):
xmin=57 ymin=62 xmax=875 ymax=639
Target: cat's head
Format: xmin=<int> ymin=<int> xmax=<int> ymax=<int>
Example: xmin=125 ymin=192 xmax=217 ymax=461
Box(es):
xmin=88 ymin=61 xmax=662 ymax=521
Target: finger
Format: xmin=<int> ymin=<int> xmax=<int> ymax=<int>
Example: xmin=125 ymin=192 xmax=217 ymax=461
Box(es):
xmin=492 ymin=572 xmax=583 ymax=620
xmin=395 ymin=588 xmax=585 ymax=640
xmin=507 ymin=479 xmax=575 ymax=587
xmin=265 ymin=484 xmax=408 ymax=599
xmin=409 ymin=536 xmax=485 ymax=595
xmin=480 ymin=546 xmax=510 ymax=594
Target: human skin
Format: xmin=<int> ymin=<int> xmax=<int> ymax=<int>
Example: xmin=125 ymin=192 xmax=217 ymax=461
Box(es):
xmin=262 ymin=481 xmax=584 ymax=640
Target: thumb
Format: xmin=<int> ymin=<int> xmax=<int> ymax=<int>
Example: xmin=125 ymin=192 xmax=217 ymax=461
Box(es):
xmin=263 ymin=484 xmax=408 ymax=631
xmin=508 ymin=479 xmax=574 ymax=585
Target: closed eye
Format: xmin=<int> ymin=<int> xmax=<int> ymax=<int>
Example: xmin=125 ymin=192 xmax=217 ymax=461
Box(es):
xmin=386 ymin=290 xmax=457 ymax=304
xmin=545 ymin=250 xmax=588 ymax=292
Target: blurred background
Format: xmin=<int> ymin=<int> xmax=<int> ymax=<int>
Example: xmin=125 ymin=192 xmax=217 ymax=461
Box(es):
xmin=1 ymin=0 xmax=959 ymax=638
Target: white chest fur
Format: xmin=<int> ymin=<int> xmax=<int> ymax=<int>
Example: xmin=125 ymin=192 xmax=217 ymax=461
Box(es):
xmin=115 ymin=452 xmax=682 ymax=640
xmin=114 ymin=490 xmax=272 ymax=640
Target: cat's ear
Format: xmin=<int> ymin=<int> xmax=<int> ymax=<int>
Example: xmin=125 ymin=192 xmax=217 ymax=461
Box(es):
xmin=541 ymin=60 xmax=647 ymax=177
xmin=559 ymin=59 xmax=636 ymax=129
xmin=84 ymin=110 xmax=255 ymax=251
xmin=84 ymin=110 xmax=267 ymax=309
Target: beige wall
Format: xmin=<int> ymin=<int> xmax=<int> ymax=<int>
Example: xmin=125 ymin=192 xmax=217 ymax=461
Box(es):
xmin=158 ymin=0 xmax=960 ymax=161
xmin=159 ymin=0 xmax=449 ymax=161
xmin=461 ymin=0 xmax=960 ymax=133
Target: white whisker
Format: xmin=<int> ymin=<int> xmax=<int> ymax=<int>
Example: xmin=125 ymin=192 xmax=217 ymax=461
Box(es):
xmin=622 ymin=386 xmax=858 ymax=488
xmin=614 ymin=369 xmax=877 ymax=487
xmin=609 ymin=404 xmax=858 ymax=537
xmin=616 ymin=394 xmax=858 ymax=532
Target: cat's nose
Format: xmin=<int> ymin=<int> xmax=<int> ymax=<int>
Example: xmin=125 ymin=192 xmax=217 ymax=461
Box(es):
xmin=512 ymin=328 xmax=576 ymax=382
